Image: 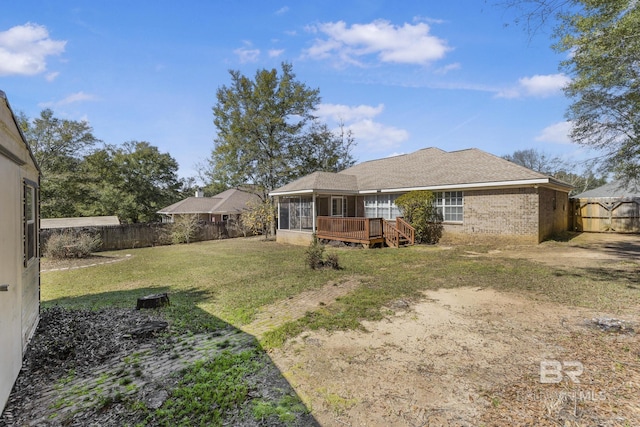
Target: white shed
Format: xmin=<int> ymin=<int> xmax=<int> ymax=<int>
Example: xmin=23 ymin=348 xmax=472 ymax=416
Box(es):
xmin=0 ymin=91 xmax=41 ymax=412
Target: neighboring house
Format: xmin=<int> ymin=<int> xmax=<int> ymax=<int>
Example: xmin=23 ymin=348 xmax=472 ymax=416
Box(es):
xmin=0 ymin=91 xmax=40 ymax=412
xmin=571 ymin=180 xmax=640 ymax=233
xmin=41 ymin=215 xmax=120 ymax=229
xmin=157 ymin=188 xmax=261 ymax=223
xmin=270 ymin=147 xmax=572 ymax=246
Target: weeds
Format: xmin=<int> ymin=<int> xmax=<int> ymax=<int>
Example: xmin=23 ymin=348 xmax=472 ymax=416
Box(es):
xmin=305 ymin=235 xmax=340 ymax=270
xmin=44 ymin=231 xmax=102 ymax=259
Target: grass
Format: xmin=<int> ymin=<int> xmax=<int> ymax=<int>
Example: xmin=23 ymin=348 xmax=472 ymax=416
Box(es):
xmin=42 ymin=237 xmax=640 ymax=341
xmin=42 ymin=238 xmax=343 ymax=328
xmin=147 ymin=350 xmax=259 ymax=426
xmin=39 ymin=236 xmax=640 ymax=425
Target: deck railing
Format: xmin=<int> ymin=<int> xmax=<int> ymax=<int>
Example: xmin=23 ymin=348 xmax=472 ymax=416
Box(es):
xmin=316 ymin=216 xmax=383 ymax=244
xmin=395 ymin=217 xmax=415 ymax=245
xmin=382 ymin=220 xmax=400 ymax=247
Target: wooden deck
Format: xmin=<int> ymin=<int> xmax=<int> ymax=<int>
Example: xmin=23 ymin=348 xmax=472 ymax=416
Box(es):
xmin=316 ymin=216 xmax=415 ymax=248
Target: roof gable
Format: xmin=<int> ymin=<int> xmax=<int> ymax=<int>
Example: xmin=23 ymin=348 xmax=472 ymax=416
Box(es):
xmin=157 ymin=188 xmax=260 ymax=215
xmin=574 ymin=180 xmax=640 ymax=198
xmin=271 ymin=147 xmax=570 ymax=195
xmin=339 ymin=148 xmax=549 ymax=191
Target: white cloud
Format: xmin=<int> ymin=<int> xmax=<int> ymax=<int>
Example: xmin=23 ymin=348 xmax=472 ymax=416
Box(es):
xmin=58 ymin=91 xmax=96 ymax=105
xmin=315 ymin=103 xmax=384 ymax=122
xmin=535 ymin=121 xmax=573 ymax=144
xmin=275 ymin=6 xmax=289 ymax=15
xmin=315 ymin=102 xmax=408 ymax=150
xmin=520 ymin=74 xmax=570 ymax=97
xmin=45 ymin=71 xmax=60 ymax=82
xmin=412 ymin=15 xmax=446 ymax=25
xmin=347 ymin=119 xmax=409 ymax=150
xmin=434 ymin=62 xmax=460 ymax=75
xmin=304 ymin=19 xmax=450 ymax=67
xmin=0 ymin=23 xmax=66 ymax=76
xmin=38 ymin=91 xmax=96 ymax=108
xmin=497 ymin=73 xmax=570 ymax=98
xmin=234 ymin=46 xmax=260 ymax=63
xmin=268 ymin=49 xmax=284 ymax=58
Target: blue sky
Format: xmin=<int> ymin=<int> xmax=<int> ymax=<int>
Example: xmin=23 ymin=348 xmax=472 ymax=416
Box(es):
xmin=0 ymin=1 xmax=592 ymax=181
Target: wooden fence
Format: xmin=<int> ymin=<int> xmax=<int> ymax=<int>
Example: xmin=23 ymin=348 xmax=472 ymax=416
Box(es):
xmin=40 ymin=221 xmax=245 ymax=253
xmin=571 ymin=198 xmax=640 ymax=233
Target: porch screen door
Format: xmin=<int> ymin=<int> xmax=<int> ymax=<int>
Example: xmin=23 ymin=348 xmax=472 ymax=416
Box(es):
xmin=331 ymin=196 xmax=345 ymax=217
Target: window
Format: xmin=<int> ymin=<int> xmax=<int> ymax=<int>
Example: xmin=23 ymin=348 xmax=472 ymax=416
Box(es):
xmin=434 ymin=191 xmax=463 ymax=222
xmin=363 ymin=194 xmax=402 ymax=220
xmin=24 ymin=181 xmax=38 ymax=266
xmin=331 ymin=196 xmax=345 ymax=217
xmin=279 ymin=196 xmax=313 ymax=231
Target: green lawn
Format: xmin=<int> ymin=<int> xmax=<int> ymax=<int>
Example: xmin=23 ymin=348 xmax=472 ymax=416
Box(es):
xmin=37 ymin=237 xmax=640 ymax=426
xmin=42 ymin=237 xmax=640 ymax=346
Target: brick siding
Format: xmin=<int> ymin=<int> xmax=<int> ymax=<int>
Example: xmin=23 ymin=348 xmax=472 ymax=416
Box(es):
xmin=462 ymin=188 xmax=540 ymax=241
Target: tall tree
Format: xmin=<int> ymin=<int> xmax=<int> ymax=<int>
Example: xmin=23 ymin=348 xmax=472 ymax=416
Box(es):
xmin=18 ymin=109 xmax=100 ymax=218
xmin=501 ymin=0 xmax=640 ymax=182
xmin=210 ymin=62 xmax=320 ymax=197
xmin=502 ymin=148 xmax=564 ymax=175
xmin=556 ymin=0 xmax=639 ymax=181
xmin=209 ymin=62 xmax=356 ymax=234
xmin=503 ymin=147 xmax=606 ymax=194
xmin=291 ymin=121 xmax=356 ymax=176
xmin=80 ymin=141 xmax=182 ymax=223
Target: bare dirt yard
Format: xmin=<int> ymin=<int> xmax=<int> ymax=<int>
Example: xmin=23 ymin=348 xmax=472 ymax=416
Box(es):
xmin=264 ymin=234 xmax=640 ymax=426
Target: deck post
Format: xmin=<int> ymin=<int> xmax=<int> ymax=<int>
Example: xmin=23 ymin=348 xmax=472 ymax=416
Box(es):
xmin=312 ymin=193 xmax=316 ymax=233
xmin=365 ymin=217 xmax=370 ymax=238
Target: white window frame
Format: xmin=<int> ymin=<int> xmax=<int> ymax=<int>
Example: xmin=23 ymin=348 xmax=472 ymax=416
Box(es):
xmin=363 ymin=194 xmax=401 ymax=220
xmin=331 ymin=196 xmax=345 ymax=217
xmin=24 ymin=180 xmax=38 ymax=266
xmin=434 ymin=191 xmax=464 ymax=223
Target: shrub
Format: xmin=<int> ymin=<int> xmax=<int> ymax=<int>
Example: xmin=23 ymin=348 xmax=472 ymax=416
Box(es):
xmin=170 ymin=214 xmax=202 ymax=244
xmin=241 ymin=198 xmax=275 ymax=238
xmin=395 ymin=190 xmax=443 ymax=244
xmin=45 ymin=231 xmax=102 ymax=259
xmin=305 ymin=235 xmax=340 ymax=270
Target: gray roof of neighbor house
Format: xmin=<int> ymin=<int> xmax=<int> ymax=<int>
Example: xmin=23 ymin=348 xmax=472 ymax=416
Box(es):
xmin=271 ymin=147 xmax=572 ymax=196
xmin=41 ymin=216 xmax=121 ymax=229
xmin=573 ymin=180 xmax=640 ymax=199
xmin=157 ymin=188 xmax=260 ymax=215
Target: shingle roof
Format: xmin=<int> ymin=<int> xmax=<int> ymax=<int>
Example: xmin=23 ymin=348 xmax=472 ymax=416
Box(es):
xmin=271 ymin=147 xmax=570 ymax=195
xmin=157 ymin=188 xmax=260 ymax=215
xmin=268 ymin=171 xmax=358 ymax=194
xmin=573 ymin=180 xmax=640 ymax=199
xmin=41 ymin=216 xmax=120 ymax=229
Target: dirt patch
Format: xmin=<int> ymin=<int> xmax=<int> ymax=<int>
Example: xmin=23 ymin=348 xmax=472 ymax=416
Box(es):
xmin=243 ymin=276 xmax=363 ymax=338
xmin=488 ymin=233 xmax=640 ymax=269
xmin=269 ymin=287 xmax=639 ymax=426
xmin=41 ymin=254 xmax=133 ymax=273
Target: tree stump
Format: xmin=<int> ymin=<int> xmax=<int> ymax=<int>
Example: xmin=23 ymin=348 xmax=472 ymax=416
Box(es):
xmin=136 ymin=293 xmax=170 ymax=310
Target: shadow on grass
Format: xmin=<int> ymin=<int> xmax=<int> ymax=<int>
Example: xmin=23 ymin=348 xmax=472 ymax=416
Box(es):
xmin=597 ymin=237 xmax=640 ymax=261
xmin=551 ymin=265 xmax=640 ymax=284
xmin=28 ymin=287 xmax=321 ymax=427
